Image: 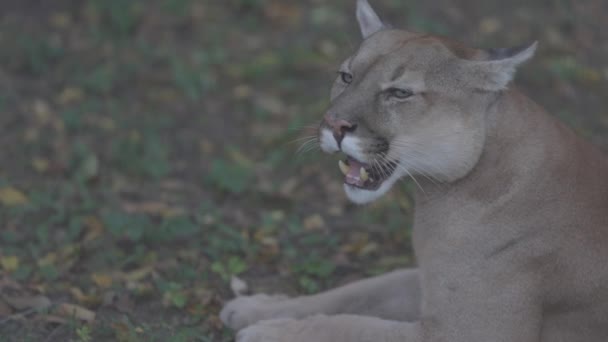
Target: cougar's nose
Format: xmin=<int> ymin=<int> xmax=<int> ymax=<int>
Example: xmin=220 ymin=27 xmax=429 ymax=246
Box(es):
xmin=324 ymin=115 xmax=357 ymax=147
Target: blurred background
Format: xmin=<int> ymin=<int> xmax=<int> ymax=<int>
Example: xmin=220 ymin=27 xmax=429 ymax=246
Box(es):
xmin=0 ymin=0 xmax=606 ymax=340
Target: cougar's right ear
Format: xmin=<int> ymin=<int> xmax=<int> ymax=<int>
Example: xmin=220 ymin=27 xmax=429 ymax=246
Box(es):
xmin=462 ymin=41 xmax=538 ymax=91
xmin=357 ymin=0 xmax=386 ymax=39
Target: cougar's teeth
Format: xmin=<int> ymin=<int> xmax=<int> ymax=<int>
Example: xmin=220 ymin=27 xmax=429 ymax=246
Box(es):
xmin=339 ymin=160 xmax=350 ymax=175
xmin=360 ymin=167 xmax=369 ymax=181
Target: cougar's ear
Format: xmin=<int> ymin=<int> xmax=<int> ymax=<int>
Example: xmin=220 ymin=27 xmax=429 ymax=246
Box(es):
xmin=464 ymin=41 xmax=538 ymax=91
xmin=357 ymin=0 xmax=386 ymax=39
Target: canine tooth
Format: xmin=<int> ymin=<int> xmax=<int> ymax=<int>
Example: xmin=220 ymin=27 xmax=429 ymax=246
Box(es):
xmin=360 ymin=167 xmax=369 ymax=181
xmin=339 ymin=160 xmax=350 ymax=175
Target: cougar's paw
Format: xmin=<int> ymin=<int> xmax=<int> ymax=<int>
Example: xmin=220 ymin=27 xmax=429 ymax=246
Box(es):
xmin=236 ymin=318 xmax=295 ymax=342
xmin=220 ymin=294 xmax=290 ymax=330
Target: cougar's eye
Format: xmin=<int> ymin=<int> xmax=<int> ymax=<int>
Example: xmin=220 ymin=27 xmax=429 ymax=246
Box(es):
xmin=388 ymin=88 xmax=414 ymax=99
xmin=339 ymin=72 xmax=353 ymax=84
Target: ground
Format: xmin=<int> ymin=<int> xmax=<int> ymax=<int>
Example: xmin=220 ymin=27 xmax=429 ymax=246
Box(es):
xmin=0 ymin=0 xmax=606 ymax=341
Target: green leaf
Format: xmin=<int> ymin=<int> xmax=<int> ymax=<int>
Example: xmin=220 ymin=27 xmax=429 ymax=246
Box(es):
xmin=102 ymin=211 xmax=149 ymax=241
xmin=207 ymin=159 xmax=253 ymax=194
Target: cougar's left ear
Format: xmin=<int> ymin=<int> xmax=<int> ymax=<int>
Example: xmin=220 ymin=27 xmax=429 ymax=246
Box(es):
xmin=357 ymin=0 xmax=386 ymax=39
xmin=464 ymin=42 xmax=538 ymax=91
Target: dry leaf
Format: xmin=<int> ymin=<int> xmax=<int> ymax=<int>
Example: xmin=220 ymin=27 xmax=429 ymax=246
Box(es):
xmin=200 ymin=139 xmax=215 ymax=155
xmin=233 ymin=85 xmax=252 ymax=99
xmin=0 ymin=298 xmax=13 ymax=316
xmin=39 ymin=314 xmax=68 ymax=324
xmin=92 ymin=273 xmax=113 ymax=288
xmin=33 ymin=99 xmax=52 ymax=124
xmin=121 ymin=201 xmax=184 ymax=217
xmin=0 ymin=256 xmax=19 ymax=272
xmin=38 ymin=252 xmax=57 ymax=267
xmin=0 ymin=187 xmax=29 ymax=206
xmin=102 ymin=291 xmax=134 ymax=314
xmin=53 ymin=303 xmax=95 ymax=322
xmin=50 ymin=12 xmax=71 ymax=29
xmin=1 ymin=294 xmax=51 ymax=311
xmin=82 ymin=216 xmax=104 ymax=243
xmin=57 ymin=87 xmax=84 ymax=104
xmin=303 ymin=214 xmax=325 ymax=231
xmin=32 ymin=158 xmax=50 ymax=173
xmin=479 ymin=17 xmax=502 ymax=35
xmin=70 ymin=287 xmax=102 ymax=307
xmin=120 ymin=266 xmax=154 ymax=282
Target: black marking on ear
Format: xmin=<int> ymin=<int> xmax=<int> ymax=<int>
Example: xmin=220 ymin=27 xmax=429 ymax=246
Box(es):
xmin=486 ymin=42 xmax=535 ymax=61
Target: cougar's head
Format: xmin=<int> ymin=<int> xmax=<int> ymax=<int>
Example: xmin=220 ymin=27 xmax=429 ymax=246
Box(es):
xmin=319 ymin=0 xmax=537 ymax=204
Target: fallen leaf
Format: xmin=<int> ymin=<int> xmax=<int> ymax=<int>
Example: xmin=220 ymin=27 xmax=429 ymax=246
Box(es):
xmin=264 ymin=1 xmax=302 ymax=26
xmin=0 ymin=298 xmax=13 ymax=316
xmin=57 ymin=87 xmax=84 ymax=104
xmin=70 ymin=287 xmax=102 ymax=307
xmin=37 ymin=252 xmax=57 ymax=267
xmin=92 ymin=273 xmax=113 ymax=288
xmin=33 ymin=99 xmax=52 ymax=124
xmin=120 ymin=266 xmax=154 ymax=282
xmin=112 ymin=322 xmax=131 ymax=341
xmin=77 ymin=153 xmax=99 ymax=181
xmin=233 ymin=84 xmax=252 ymax=99
xmin=200 ymin=139 xmax=215 ymax=155
xmin=1 ymin=294 xmax=51 ymax=311
xmin=82 ymin=216 xmax=104 ymax=244
xmin=102 ymin=291 xmax=134 ymax=313
xmin=0 ymin=256 xmax=19 ymax=272
xmin=121 ymin=201 xmax=185 ymax=218
xmin=0 ymin=187 xmax=29 ymax=206
xmin=31 ymin=158 xmax=50 ymax=173
xmin=479 ymin=17 xmax=502 ymax=35
xmin=39 ymin=314 xmax=67 ymax=324
xmin=303 ymin=214 xmax=325 ymax=231
xmin=49 ymin=12 xmax=71 ymax=29
xmin=53 ymin=303 xmax=95 ymax=322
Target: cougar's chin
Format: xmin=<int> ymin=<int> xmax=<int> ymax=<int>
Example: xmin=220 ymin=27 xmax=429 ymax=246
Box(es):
xmin=336 ymin=154 xmax=399 ymax=202
xmin=343 ymin=170 xmax=401 ymax=204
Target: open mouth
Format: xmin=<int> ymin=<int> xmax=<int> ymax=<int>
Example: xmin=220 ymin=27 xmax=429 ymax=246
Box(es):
xmin=338 ymin=155 xmax=397 ymax=191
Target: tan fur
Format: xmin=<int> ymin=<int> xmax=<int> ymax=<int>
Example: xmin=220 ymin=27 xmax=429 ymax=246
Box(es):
xmin=222 ymin=1 xmax=608 ymax=341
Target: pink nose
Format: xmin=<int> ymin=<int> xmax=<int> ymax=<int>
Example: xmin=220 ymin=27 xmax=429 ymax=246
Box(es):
xmin=324 ymin=115 xmax=357 ymax=146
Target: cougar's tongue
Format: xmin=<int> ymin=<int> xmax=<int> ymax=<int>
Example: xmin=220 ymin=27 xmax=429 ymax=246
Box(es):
xmin=345 ymin=158 xmax=367 ymax=187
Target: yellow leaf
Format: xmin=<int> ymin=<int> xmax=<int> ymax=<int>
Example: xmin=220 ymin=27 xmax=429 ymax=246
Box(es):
xmin=50 ymin=12 xmax=71 ymax=29
xmin=120 ymin=266 xmax=154 ymax=282
xmin=82 ymin=216 xmax=104 ymax=243
xmin=2 ymin=294 xmax=51 ymax=310
xmin=303 ymin=214 xmax=325 ymax=231
xmin=32 ymin=158 xmax=50 ymax=173
xmin=53 ymin=303 xmax=96 ymax=322
xmin=70 ymin=287 xmax=102 ymax=306
xmin=57 ymin=87 xmax=84 ymax=104
xmin=200 ymin=139 xmax=214 ymax=155
xmin=33 ymin=99 xmax=52 ymax=124
xmin=92 ymin=273 xmax=113 ymax=288
xmin=38 ymin=252 xmax=57 ymax=267
xmin=0 ymin=256 xmax=19 ymax=272
xmin=0 ymin=187 xmax=29 ymax=206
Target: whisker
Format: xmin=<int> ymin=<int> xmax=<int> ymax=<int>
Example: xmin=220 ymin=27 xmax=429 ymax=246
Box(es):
xmin=296 ymin=139 xmax=320 ymax=155
xmin=378 ymin=154 xmax=427 ymax=195
xmin=289 ymin=135 xmax=318 ymax=144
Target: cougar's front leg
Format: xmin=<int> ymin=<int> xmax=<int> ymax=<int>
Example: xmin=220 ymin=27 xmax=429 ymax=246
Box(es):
xmin=221 ymin=268 xmax=421 ymax=330
xmin=237 ymin=315 xmax=422 ymax=342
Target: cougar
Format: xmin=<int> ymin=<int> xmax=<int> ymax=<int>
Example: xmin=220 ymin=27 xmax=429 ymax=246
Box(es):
xmin=221 ymin=0 xmax=608 ymax=341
